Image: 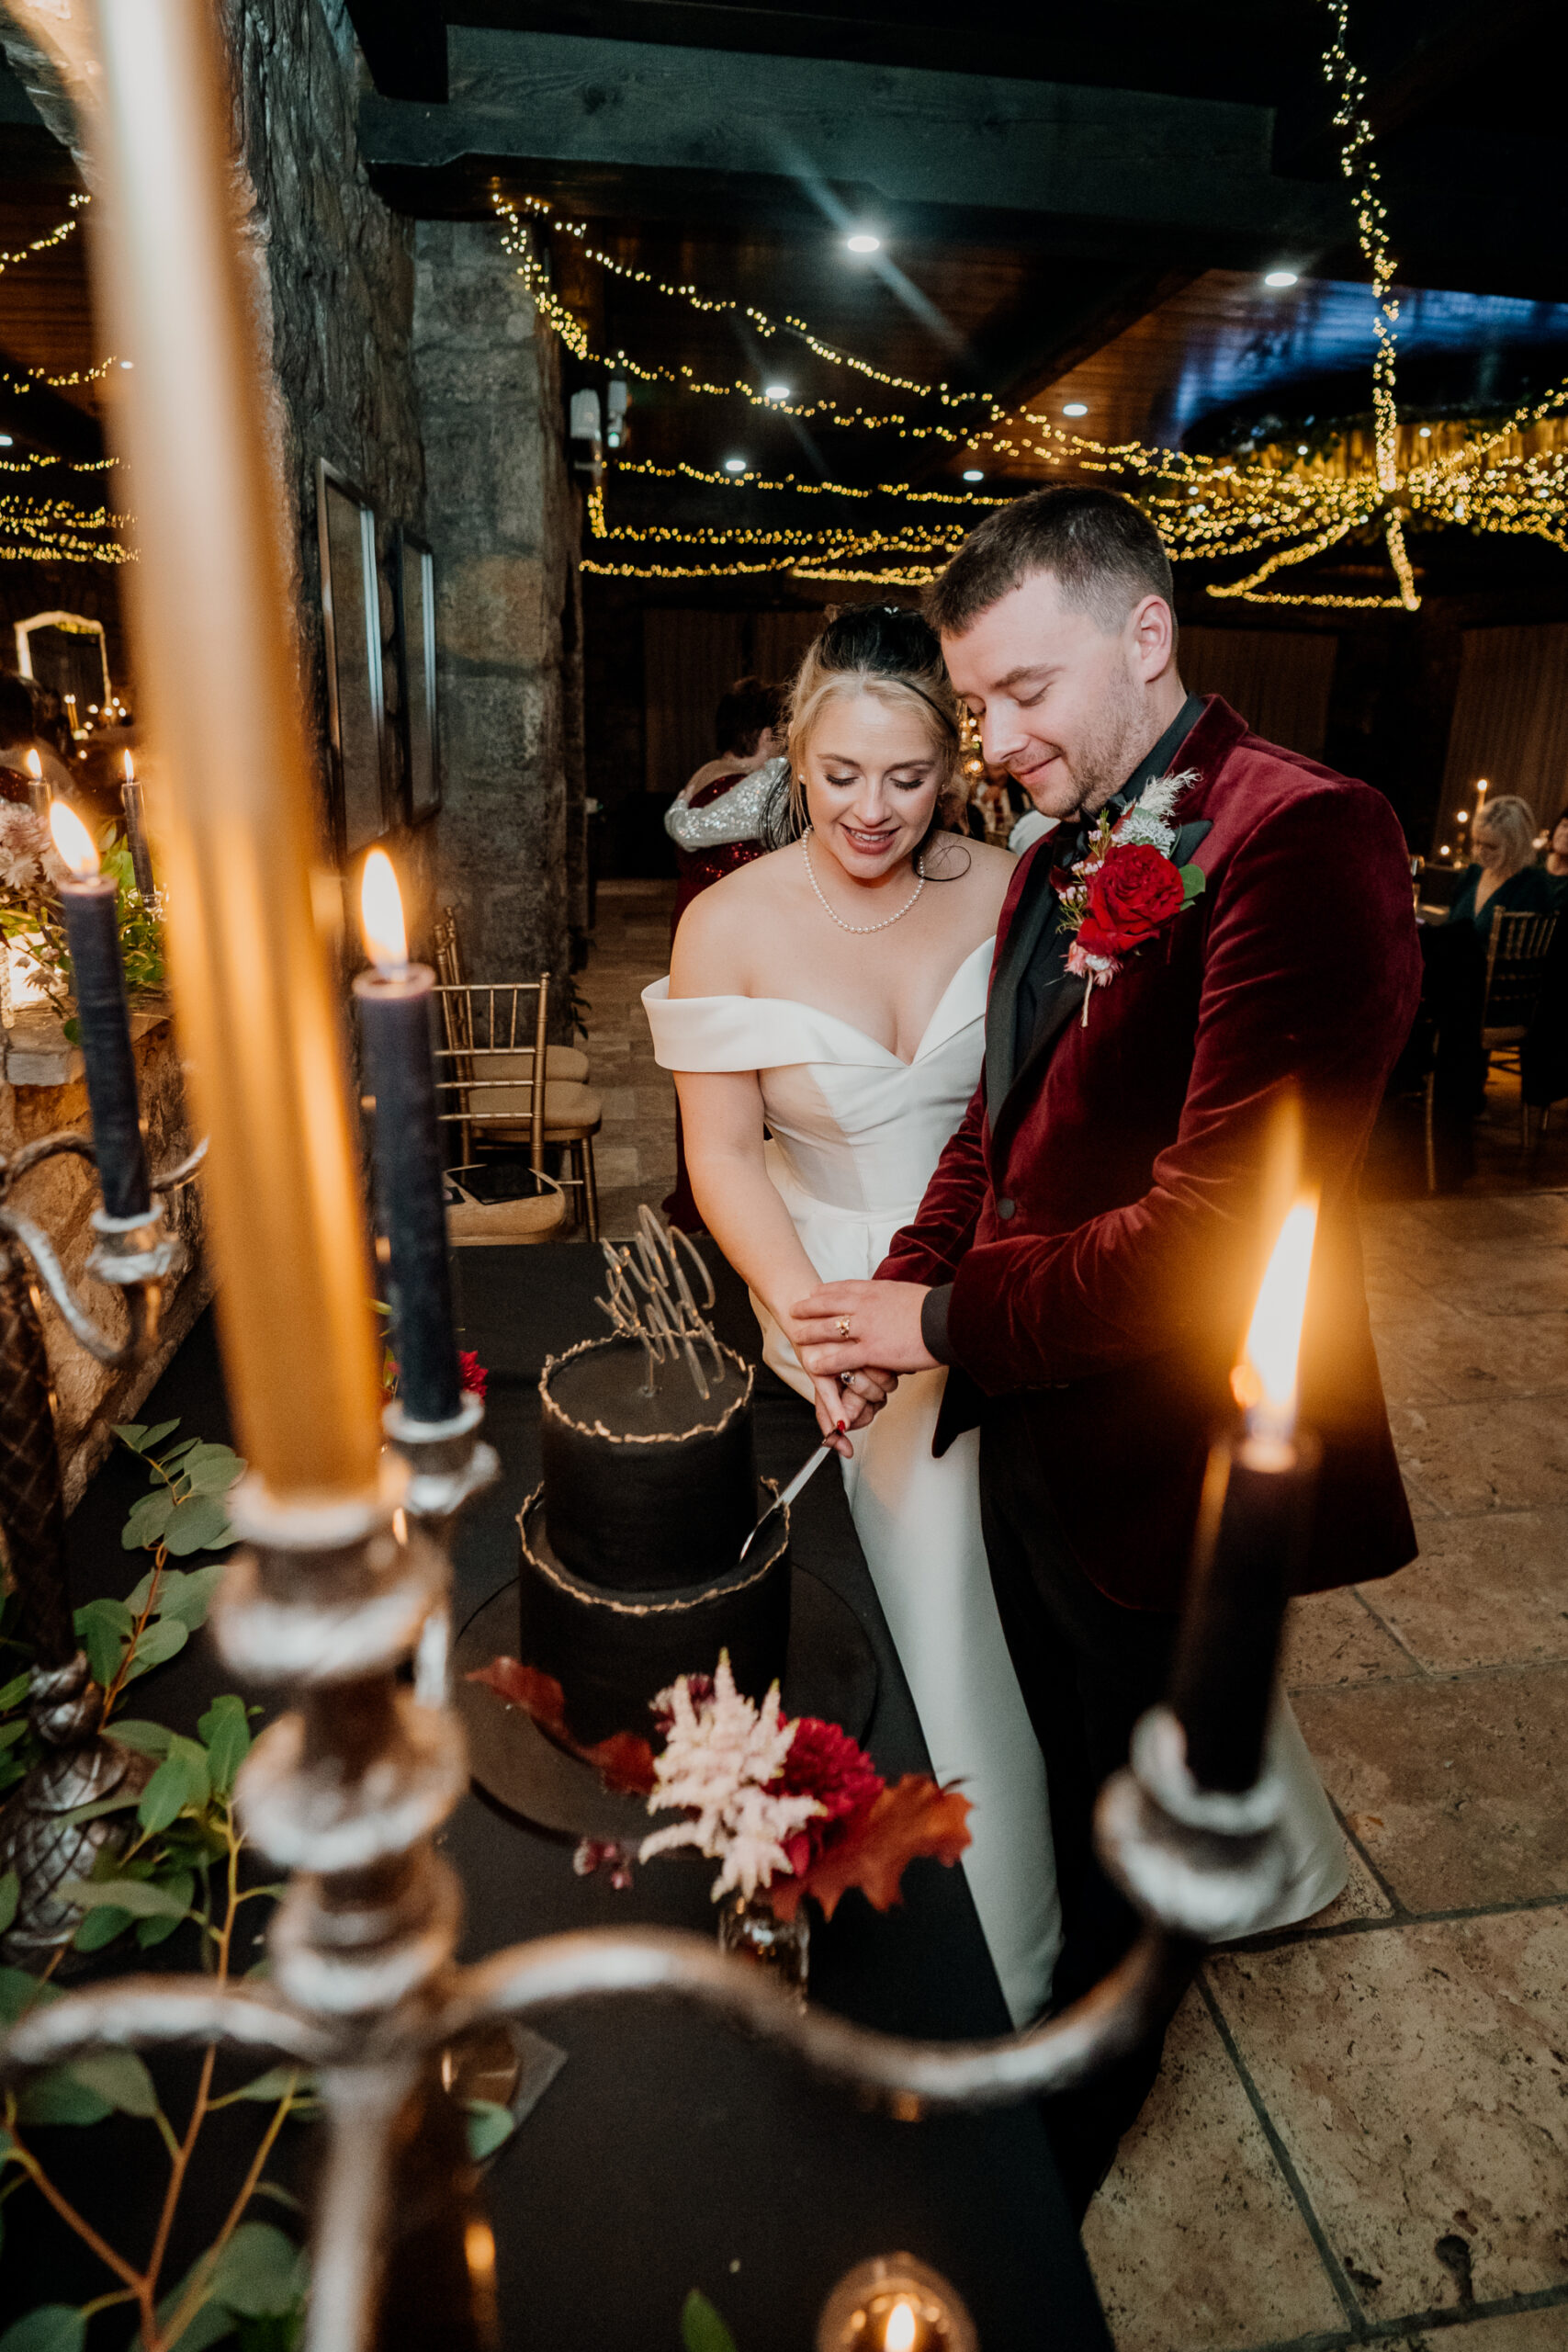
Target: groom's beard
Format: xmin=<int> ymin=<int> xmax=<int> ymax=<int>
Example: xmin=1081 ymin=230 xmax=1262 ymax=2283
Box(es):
xmin=1023 ymin=667 xmax=1152 ymax=824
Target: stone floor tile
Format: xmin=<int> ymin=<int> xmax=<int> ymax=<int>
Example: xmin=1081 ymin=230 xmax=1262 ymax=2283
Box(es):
xmin=1289 ymin=1838 xmax=1396 ymax=1929
xmin=1370 ymin=1293 xmax=1568 ymax=1405
xmin=1292 ymin=1666 xmax=1568 ymax=1912
xmin=1389 ymin=1396 xmax=1568 ymax=1519
xmin=1082 ymin=1987 xmax=1345 ymax=2352
xmin=1402 ymin=1248 xmax=1568 ymax=1319
xmin=1282 ymin=1588 xmax=1420 ymax=1690
xmin=1206 ymin=1909 xmax=1568 ymax=2320
xmin=1367 ymin=1515 xmax=1568 ymax=1673
xmin=1393 ymin=2303 xmax=1568 ymax=2347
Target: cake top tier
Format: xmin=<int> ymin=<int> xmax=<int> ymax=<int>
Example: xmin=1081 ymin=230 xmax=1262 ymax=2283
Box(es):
xmin=542 ymin=1333 xmax=754 ymax=1443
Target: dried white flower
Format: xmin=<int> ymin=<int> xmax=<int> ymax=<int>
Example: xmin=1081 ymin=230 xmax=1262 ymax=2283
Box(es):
xmin=639 ymin=1654 xmax=822 ymax=1901
xmin=1115 ymin=767 xmax=1198 ymax=855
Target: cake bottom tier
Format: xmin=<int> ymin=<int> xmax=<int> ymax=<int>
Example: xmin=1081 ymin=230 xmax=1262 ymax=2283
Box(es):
xmin=517 ymin=1487 xmax=791 ymax=1749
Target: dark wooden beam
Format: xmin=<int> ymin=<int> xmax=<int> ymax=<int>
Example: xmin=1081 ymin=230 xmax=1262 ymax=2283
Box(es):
xmin=343 ymin=0 xmax=447 ymax=103
xmin=362 ymin=28 xmax=1348 ymax=246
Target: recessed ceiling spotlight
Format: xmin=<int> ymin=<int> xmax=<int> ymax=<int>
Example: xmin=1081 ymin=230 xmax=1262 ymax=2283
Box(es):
xmin=1264 ymin=269 xmax=1298 ymax=288
xmin=1418 ymin=425 xmax=1431 ymax=438
xmin=1063 ymin=402 xmax=1089 ymax=417
xmin=844 ymin=231 xmax=882 ymax=254
xmin=118 ymin=358 xmax=134 ymax=369
xmin=962 ymin=469 xmax=984 ymax=482
xmin=1297 ymin=443 xmax=1309 ymax=455
xmin=723 ymin=456 xmax=748 ymax=474
xmin=762 ymin=383 xmax=791 ymax=402
xmin=0 ymin=435 xmax=12 ymax=448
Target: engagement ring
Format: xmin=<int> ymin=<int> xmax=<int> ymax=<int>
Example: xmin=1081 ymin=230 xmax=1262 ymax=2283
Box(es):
xmin=836 ymin=1317 xmax=852 ymax=1339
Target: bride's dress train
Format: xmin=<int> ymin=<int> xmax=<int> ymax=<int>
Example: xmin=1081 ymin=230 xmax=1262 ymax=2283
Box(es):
xmin=646 ymin=943 xmax=1345 ymax=2021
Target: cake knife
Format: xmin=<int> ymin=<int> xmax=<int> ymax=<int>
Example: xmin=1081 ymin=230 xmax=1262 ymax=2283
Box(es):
xmin=736 ymin=1428 xmax=843 ymax=1563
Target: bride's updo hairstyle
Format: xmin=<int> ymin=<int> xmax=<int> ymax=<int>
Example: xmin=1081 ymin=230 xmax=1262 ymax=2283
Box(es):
xmin=775 ymin=604 xmax=966 ymax=864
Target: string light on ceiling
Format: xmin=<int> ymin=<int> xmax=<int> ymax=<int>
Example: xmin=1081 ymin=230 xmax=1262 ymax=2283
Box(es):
xmin=521 ymin=5 xmax=1568 ymax=596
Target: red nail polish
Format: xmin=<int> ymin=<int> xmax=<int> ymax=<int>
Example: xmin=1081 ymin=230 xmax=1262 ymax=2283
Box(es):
xmin=836 ymin=1421 xmax=847 ymax=1433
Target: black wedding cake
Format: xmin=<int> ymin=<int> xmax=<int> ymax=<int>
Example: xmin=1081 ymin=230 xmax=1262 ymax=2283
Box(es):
xmin=517 ymin=1332 xmax=791 ymax=1747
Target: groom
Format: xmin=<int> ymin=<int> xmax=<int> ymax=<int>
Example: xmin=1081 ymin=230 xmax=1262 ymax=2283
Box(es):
xmin=793 ymin=486 xmax=1422 ymax=2204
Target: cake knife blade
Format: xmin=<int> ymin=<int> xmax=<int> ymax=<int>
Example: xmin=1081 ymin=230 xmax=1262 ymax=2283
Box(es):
xmin=736 ymin=1431 xmax=841 ymax=1563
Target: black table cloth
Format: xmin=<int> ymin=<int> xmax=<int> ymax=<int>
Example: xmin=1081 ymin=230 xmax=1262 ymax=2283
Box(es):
xmin=22 ymin=1244 xmax=1111 ymax=2352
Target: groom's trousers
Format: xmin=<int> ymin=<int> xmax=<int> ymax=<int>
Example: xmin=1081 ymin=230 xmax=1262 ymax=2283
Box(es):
xmin=977 ymin=1394 xmax=1187 ymax=2218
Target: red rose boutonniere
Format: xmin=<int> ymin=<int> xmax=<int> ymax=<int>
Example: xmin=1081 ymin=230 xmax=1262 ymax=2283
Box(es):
xmin=1054 ymin=769 xmax=1206 ymax=1023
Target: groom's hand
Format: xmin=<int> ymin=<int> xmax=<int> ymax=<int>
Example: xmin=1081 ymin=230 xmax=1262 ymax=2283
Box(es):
xmin=792 ymin=1279 xmax=937 ymax=1381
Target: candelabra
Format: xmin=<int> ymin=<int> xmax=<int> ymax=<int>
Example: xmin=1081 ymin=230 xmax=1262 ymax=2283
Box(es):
xmin=0 ymin=1127 xmax=200 ymax=1960
xmin=0 ymin=1341 xmax=1297 ymax=2349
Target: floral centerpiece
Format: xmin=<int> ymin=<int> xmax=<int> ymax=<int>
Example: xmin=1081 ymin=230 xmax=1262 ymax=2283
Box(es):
xmin=0 ymin=804 xmax=164 ymax=1027
xmin=472 ymin=1651 xmax=971 ymax=1997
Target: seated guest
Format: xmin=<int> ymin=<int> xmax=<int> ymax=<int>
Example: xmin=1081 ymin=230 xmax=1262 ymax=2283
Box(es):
xmin=662 ymin=673 xmax=788 ymax=1227
xmin=1445 ymin=795 xmax=1554 ymax=931
xmin=1543 ymin=806 xmax=1568 ymax=901
xmin=1420 ymin=796 xmax=1553 ymax=1188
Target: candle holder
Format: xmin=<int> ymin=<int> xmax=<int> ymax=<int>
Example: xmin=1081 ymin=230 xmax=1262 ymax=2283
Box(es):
xmin=0 ymin=1126 xmax=202 ymax=1961
xmin=817 ymin=2253 xmax=978 ymax=2352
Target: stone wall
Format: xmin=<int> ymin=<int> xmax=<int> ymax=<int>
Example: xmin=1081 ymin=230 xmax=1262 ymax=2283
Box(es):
xmin=1 ymin=1020 xmax=209 ymax=1506
xmin=411 ymin=220 xmax=581 ymax=999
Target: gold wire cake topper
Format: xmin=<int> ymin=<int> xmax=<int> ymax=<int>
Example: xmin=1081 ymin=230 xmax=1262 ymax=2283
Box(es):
xmin=596 ymin=1204 xmax=728 ymax=1399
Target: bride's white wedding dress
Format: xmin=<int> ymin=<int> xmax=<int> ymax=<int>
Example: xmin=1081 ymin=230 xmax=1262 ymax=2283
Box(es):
xmin=644 ymin=939 xmax=1346 ymax=2024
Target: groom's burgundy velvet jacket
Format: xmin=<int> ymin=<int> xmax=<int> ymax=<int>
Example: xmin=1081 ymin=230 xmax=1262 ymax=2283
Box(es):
xmin=877 ymin=695 xmax=1422 ymax=1611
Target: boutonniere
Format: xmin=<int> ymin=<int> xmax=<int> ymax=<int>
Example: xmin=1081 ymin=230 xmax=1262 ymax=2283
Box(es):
xmin=1053 ymin=770 xmax=1207 ymax=1024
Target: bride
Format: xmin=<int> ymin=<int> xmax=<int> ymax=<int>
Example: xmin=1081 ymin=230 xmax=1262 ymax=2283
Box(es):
xmin=644 ymin=605 xmax=1061 ymax=2026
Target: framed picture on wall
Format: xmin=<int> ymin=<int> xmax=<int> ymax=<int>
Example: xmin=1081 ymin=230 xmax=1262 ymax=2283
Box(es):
xmin=316 ymin=458 xmax=388 ymax=863
xmin=393 ymin=526 xmax=441 ymax=822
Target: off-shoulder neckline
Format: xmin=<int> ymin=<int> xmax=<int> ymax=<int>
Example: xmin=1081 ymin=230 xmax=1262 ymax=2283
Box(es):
xmin=651 ymin=933 xmax=994 ymax=1068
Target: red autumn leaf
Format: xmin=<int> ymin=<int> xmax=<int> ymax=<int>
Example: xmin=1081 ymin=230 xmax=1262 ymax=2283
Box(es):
xmin=467 ymin=1654 xmax=656 ymax=1795
xmin=772 ymin=1775 xmax=972 ymax=1923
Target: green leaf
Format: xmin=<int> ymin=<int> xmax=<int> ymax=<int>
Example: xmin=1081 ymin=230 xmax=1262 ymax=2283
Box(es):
xmin=116 ymin=1418 xmax=181 ymax=1455
xmin=0 ymin=1966 xmax=60 ymax=2028
xmin=15 ymin=2068 xmax=113 ymax=2126
xmin=110 ymin=1718 xmax=175 ymax=1758
xmin=179 ymin=1445 xmax=245 ymax=1498
xmin=69 ymin=2048 xmax=159 ymax=2119
xmin=209 ymin=2222 xmax=308 ymax=2319
xmin=1179 ymin=861 xmax=1207 ymax=903
xmin=72 ymin=1904 xmax=130 ymax=1951
xmin=59 ymin=1789 xmax=143 ymax=1826
xmin=122 ymin=1489 xmax=175 ymax=1552
xmin=124 ymin=1617 xmax=189 ymax=1681
xmin=463 ymin=2098 xmax=515 ymax=2162
xmin=223 ymin=2065 xmax=302 ymax=2104
xmin=200 ymin=1694 xmax=253 ymax=1795
xmin=0 ymin=1872 xmax=16 ymax=1937
xmin=137 ymin=1737 xmax=209 ymax=1833
xmin=0 ymin=1671 xmax=31 ymax=1713
xmin=137 ymin=1907 xmax=186 ymax=1949
xmin=59 ymin=1873 xmax=190 ymax=1919
xmin=0 ymin=1722 xmax=25 ymax=1754
xmin=681 ymin=2290 xmax=739 ymax=2352
xmin=124 ymin=1565 xmax=159 ymax=1615
xmin=158 ymin=1564 xmax=228 ymax=1630
xmin=164 ymin=1496 xmax=238 ymax=1558
xmin=0 ymin=2306 xmax=87 ymax=2352
xmin=73 ymin=1597 xmax=133 ymax=1687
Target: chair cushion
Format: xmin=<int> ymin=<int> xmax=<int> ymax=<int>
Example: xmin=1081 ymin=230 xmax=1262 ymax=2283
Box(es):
xmin=542 ymin=1081 xmax=602 ymax=1135
xmin=462 ymin=1079 xmax=602 ymax=1133
xmin=446 ymin=1189 xmax=567 ymax=1243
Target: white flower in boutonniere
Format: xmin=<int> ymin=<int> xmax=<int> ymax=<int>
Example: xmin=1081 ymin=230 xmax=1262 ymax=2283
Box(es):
xmin=1053 ymin=769 xmax=1207 ymax=1024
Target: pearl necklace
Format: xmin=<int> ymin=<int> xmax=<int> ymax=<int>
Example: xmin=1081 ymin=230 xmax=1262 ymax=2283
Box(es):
xmin=802 ymin=835 xmax=926 ymax=934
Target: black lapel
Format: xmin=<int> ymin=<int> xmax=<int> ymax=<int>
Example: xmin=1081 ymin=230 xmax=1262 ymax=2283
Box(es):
xmin=989 ymin=969 xmax=1088 ymax=1175
xmin=985 ymin=853 xmax=1060 ymax=1114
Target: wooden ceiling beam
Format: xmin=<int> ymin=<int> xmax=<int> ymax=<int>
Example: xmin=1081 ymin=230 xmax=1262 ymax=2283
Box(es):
xmin=362 ymin=27 xmax=1347 ymax=247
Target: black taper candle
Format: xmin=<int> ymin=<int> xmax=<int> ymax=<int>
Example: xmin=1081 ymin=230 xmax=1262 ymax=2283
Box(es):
xmin=354 ymin=961 xmax=462 ymax=1427
xmin=1167 ymin=1431 xmax=1319 ymax=1793
xmin=58 ymin=868 xmax=152 ymax=1222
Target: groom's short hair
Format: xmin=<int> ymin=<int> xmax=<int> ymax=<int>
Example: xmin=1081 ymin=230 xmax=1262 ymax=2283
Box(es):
xmin=926 ymin=486 xmax=1174 ymax=639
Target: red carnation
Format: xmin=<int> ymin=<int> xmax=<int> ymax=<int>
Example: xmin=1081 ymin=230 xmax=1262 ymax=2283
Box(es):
xmin=1077 ymin=841 xmax=1185 ymax=960
xmin=772 ymin=1714 xmax=884 ymax=1878
xmin=459 ymin=1350 xmax=489 ymax=1400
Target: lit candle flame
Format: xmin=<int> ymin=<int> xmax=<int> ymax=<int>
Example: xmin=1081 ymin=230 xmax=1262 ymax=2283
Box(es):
xmin=25 ymin=748 xmax=41 ymax=781
xmin=49 ymin=797 xmax=100 ymax=880
xmin=360 ymin=846 xmax=409 ymax=976
xmin=883 ymin=2301 xmax=917 ymax=2352
xmin=1233 ymin=1193 xmax=1319 ymax=1447
xmin=123 ymin=747 xmax=135 ymax=783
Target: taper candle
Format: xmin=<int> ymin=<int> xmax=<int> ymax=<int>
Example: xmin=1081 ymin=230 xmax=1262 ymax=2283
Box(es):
xmin=1168 ymin=1195 xmax=1320 ymax=1793
xmin=24 ymin=748 xmax=48 ymax=820
xmin=49 ymin=799 xmax=152 ymax=1221
xmin=354 ymin=850 xmax=461 ymax=1428
xmin=119 ymin=749 xmax=158 ymax=906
